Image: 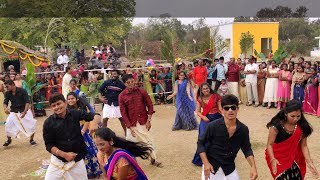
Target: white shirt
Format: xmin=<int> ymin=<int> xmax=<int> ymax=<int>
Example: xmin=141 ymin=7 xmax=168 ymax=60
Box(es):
xmin=88 ymin=72 xmax=95 ymax=82
xmin=62 ymin=73 xmax=72 ymax=98
xmin=244 ymin=63 xmax=259 ymax=83
xmin=95 ymin=50 xmax=102 ymax=54
xmin=57 ymin=55 xmax=69 ymax=65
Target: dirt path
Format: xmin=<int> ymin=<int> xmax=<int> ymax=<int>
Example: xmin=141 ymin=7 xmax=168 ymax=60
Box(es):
xmin=0 ymin=104 xmax=319 ymax=179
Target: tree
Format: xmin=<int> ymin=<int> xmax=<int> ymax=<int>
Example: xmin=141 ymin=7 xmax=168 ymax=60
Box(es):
xmin=24 ymin=63 xmax=47 ymax=116
xmin=271 ymin=46 xmax=288 ymax=65
xmin=234 ymin=16 xmax=252 ymax=22
xmin=255 ymin=6 xmax=308 ymax=21
xmin=239 ymin=32 xmax=255 ymax=58
xmin=0 ymin=18 xmax=132 ymax=52
xmin=279 ymin=18 xmax=312 ymax=41
xmin=0 ymin=0 xmax=136 ymax=18
xmin=128 ymin=43 xmax=143 ymax=59
xmin=292 ymin=6 xmax=308 ymax=18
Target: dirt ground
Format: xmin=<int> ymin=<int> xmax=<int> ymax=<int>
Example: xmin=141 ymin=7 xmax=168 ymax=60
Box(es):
xmin=0 ymin=104 xmax=319 ymax=180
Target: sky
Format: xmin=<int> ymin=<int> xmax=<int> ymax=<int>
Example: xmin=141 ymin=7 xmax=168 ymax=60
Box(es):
xmin=134 ymin=0 xmax=320 ymax=17
xmin=132 ymin=18 xmax=234 ymax=26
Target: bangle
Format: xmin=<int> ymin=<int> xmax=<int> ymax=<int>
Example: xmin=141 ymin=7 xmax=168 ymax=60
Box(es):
xmin=55 ymin=149 xmax=59 ymax=156
xmin=270 ymin=158 xmax=276 ymax=162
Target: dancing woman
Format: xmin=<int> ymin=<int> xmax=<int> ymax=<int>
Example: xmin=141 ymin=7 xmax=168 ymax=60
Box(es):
xmin=167 ymin=71 xmax=198 ymax=131
xmin=265 ymin=100 xmax=318 ymax=179
xmin=95 ymin=128 xmax=151 ymax=180
xmin=69 ymin=79 xmax=95 ymax=113
xmin=67 ymin=92 xmax=102 ymax=179
xmin=192 ymin=82 xmax=222 ymax=166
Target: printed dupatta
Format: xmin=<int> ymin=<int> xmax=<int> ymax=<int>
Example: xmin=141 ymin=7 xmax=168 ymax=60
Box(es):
xmin=104 ymin=149 xmax=148 ymax=180
xmin=265 ymin=125 xmax=306 ymax=179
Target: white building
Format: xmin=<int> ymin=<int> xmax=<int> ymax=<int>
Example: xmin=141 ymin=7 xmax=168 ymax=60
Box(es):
xmin=311 ymin=36 xmax=320 ymax=57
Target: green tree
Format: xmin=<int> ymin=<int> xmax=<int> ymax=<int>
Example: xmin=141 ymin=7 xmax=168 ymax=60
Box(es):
xmin=128 ymin=43 xmax=143 ymax=59
xmin=255 ymin=6 xmax=308 ymax=21
xmin=211 ymin=27 xmax=229 ymax=58
xmin=0 ymin=0 xmax=136 ymax=18
xmin=234 ymin=16 xmax=252 ymax=22
xmin=0 ymin=17 xmax=132 ymax=51
xmin=239 ymin=32 xmax=255 ymax=58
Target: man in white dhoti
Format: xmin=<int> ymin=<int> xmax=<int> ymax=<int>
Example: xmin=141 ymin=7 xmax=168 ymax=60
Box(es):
xmin=3 ymin=80 xmax=37 ymax=146
xmin=62 ymin=66 xmax=73 ymax=99
xmin=226 ymin=58 xmax=241 ymax=103
xmin=43 ymin=93 xmax=101 ymax=180
xmin=98 ymin=70 xmax=126 ymax=134
xmin=119 ymin=74 xmax=163 ymax=168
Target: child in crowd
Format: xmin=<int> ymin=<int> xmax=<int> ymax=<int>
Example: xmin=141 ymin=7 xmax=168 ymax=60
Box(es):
xmin=218 ymin=79 xmax=228 ymax=96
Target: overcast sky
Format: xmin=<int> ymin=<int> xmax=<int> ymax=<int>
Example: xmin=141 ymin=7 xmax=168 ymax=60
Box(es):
xmin=132 ymin=18 xmax=234 ymax=26
xmin=135 ymin=0 xmax=320 ymax=17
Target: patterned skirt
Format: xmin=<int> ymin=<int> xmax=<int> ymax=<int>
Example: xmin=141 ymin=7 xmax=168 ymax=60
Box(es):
xmin=276 ymin=161 xmax=302 ymax=180
xmin=81 ymin=126 xmax=102 ymax=179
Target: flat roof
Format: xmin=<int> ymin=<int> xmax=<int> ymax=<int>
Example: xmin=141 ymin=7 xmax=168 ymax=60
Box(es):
xmin=211 ymin=21 xmax=279 ymax=27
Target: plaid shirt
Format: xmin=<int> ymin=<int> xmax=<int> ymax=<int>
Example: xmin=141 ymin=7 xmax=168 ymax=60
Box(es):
xmin=119 ymin=87 xmax=155 ymax=128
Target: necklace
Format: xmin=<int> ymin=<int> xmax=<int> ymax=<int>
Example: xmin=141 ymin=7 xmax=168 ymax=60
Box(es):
xmin=283 ymin=124 xmax=297 ymax=134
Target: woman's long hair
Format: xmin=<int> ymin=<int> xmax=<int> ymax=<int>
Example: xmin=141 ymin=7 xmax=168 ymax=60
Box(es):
xmin=266 ymin=100 xmax=313 ymax=137
xmin=67 ymin=92 xmax=88 ymax=111
xmin=197 ymin=82 xmax=217 ymax=103
xmin=95 ymin=128 xmax=152 ymax=159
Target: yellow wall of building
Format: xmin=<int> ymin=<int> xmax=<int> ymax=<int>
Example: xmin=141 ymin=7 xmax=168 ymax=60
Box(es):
xmin=232 ymin=23 xmax=279 ymax=59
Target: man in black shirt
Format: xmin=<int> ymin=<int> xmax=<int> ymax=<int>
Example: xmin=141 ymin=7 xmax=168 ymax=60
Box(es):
xmin=43 ymin=93 xmax=100 ymax=180
xmin=3 ymin=80 xmax=37 ymax=146
xmin=197 ymin=95 xmax=258 ymax=180
xmin=98 ymin=69 xmax=126 ymax=134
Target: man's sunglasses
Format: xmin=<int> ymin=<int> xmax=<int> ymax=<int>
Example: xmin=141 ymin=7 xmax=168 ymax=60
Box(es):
xmin=223 ymin=105 xmax=237 ymax=111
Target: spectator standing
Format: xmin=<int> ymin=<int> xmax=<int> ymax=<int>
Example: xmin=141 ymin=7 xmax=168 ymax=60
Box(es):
xmin=214 ymin=57 xmax=228 ymax=91
xmin=226 ymin=57 xmax=240 ymax=101
xmin=57 ymin=50 xmax=69 ymax=72
xmin=193 ymin=59 xmax=208 ymax=98
xmin=243 ymin=57 xmax=259 ymax=107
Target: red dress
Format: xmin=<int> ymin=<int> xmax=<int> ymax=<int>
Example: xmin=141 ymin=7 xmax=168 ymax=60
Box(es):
xmin=46 ymin=79 xmax=54 ymax=101
xmin=57 ymin=77 xmax=62 ymax=94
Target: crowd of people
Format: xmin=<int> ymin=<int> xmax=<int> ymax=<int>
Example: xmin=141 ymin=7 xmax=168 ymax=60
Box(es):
xmin=0 ymin=49 xmax=320 ymax=180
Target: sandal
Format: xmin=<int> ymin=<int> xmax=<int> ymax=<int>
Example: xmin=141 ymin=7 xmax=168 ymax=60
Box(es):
xmin=246 ymin=102 xmax=252 ymax=106
xmin=151 ymin=159 xmax=164 ymax=168
xmin=3 ymin=140 xmax=12 ymax=147
xmin=266 ymin=106 xmax=271 ymax=109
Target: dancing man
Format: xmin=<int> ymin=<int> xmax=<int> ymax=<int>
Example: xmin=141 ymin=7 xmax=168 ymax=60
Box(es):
xmin=119 ymin=74 xmax=163 ymax=167
xmin=98 ymin=69 xmax=126 ymax=134
xmin=197 ymin=95 xmax=258 ymax=180
xmin=3 ymin=80 xmax=37 ymax=146
xmin=43 ymin=93 xmax=101 ymax=180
